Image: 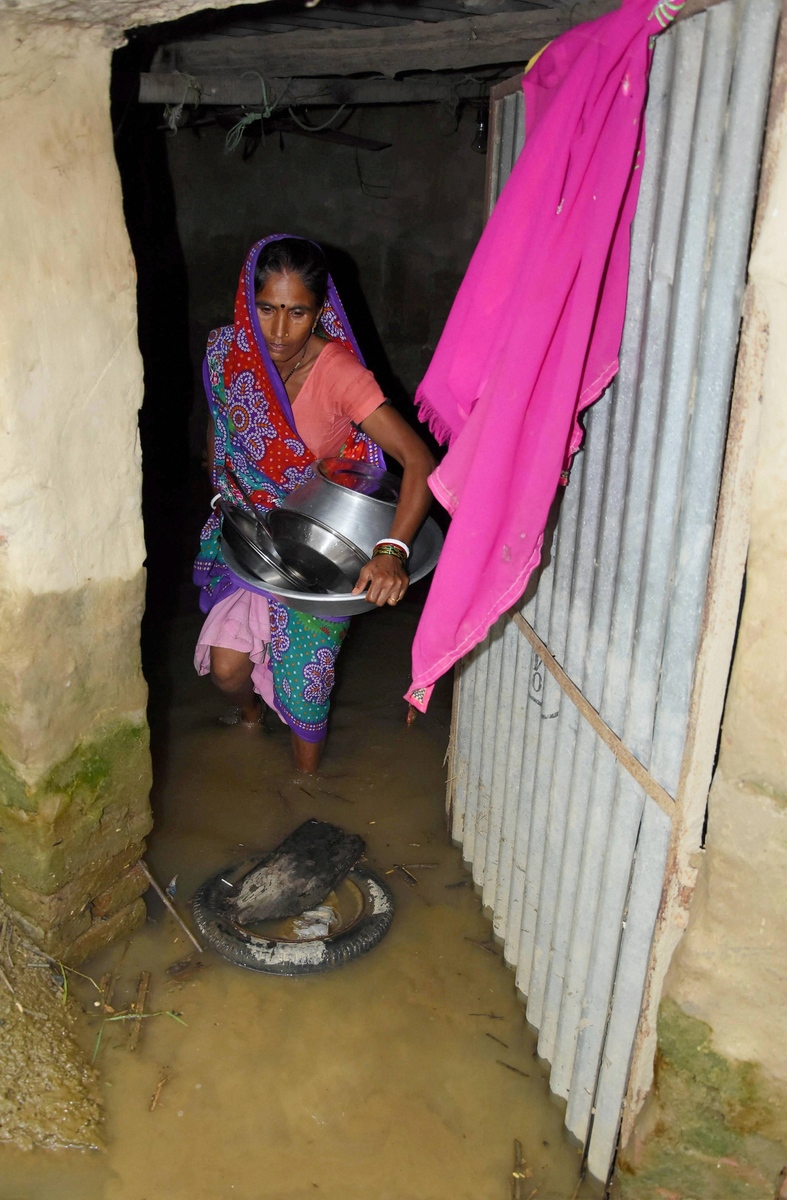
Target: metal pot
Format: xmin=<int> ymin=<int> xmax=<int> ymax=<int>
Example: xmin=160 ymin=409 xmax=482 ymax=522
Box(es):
xmin=281 ymin=458 xmax=401 ymax=557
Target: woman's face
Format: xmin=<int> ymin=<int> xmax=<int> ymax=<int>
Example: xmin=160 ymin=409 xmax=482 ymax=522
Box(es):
xmin=255 ymin=270 xmax=322 ymax=365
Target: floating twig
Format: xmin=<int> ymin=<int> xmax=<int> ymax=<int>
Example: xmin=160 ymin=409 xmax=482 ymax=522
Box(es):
xmin=385 ymin=864 xmax=418 ymax=888
xmin=129 ymin=971 xmax=151 ymax=1051
xmin=59 ymin=962 xmax=102 ymax=999
xmin=276 ymin=789 xmax=294 ymax=815
xmin=150 ymin=1071 xmax=169 ymax=1112
xmin=99 ymin=969 xmax=117 ymax=1014
xmin=486 ymin=1032 xmax=509 ymax=1049
xmin=497 ymin=1060 xmax=530 ymax=1078
xmin=314 ymin=786 xmax=353 ymax=805
xmin=108 ymin=1010 xmax=186 ymax=1026
xmin=93 ymin=1008 xmax=185 ymax=1063
xmin=166 ymin=952 xmax=206 ymax=983
xmin=469 ymin=1011 xmax=504 ymax=1020
xmin=403 ymin=863 xmax=438 ymax=870
xmin=140 ymin=861 xmax=203 ymax=954
xmin=512 ymin=1138 xmax=524 ymax=1200
xmin=445 ymin=879 xmax=471 ymax=889
xmin=465 ymin=936 xmax=498 ymax=955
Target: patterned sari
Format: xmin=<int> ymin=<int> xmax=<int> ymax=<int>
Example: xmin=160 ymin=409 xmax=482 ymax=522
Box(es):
xmin=194 ymin=234 xmax=384 ymax=742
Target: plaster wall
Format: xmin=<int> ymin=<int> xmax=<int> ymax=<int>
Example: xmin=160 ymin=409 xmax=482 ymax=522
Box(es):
xmin=0 ymin=18 xmax=151 ymax=960
xmin=662 ymin=26 xmax=787 ymax=1098
xmin=617 ymin=23 xmax=787 ymax=1197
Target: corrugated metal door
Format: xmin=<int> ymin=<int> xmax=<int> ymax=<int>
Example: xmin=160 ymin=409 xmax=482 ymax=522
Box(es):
xmin=450 ymin=0 xmax=780 ymax=1183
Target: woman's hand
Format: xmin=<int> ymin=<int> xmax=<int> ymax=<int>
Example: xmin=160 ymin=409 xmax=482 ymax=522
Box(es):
xmin=352 ymin=554 xmax=410 ymax=607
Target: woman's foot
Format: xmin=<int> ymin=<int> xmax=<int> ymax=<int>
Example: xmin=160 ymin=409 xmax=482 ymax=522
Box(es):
xmin=218 ymin=696 xmax=266 ymax=730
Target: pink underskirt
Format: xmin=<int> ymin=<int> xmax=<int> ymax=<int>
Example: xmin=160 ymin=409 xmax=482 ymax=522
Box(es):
xmin=194 ymin=588 xmax=276 ymax=711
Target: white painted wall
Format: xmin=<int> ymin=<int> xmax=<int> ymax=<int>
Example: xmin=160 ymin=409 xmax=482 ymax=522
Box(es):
xmin=0 ymin=19 xmax=145 ymax=595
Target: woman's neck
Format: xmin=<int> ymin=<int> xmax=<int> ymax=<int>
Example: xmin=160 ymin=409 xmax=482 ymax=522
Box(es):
xmin=280 ymin=333 xmax=329 ymax=402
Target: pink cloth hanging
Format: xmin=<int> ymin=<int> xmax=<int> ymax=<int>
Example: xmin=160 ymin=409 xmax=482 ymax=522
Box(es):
xmin=407 ymin=0 xmax=683 ymax=711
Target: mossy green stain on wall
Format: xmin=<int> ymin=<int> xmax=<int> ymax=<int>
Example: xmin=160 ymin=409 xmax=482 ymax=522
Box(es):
xmin=616 ymin=1000 xmax=787 ymax=1200
xmin=0 ymin=720 xmax=152 ymax=895
xmin=0 ymin=723 xmax=146 ymax=814
xmin=44 ymin=722 xmax=146 ymax=806
xmin=0 ymin=751 xmax=29 ymax=811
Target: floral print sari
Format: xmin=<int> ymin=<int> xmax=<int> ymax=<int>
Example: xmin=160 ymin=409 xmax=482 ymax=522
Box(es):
xmin=194 ymin=234 xmax=383 ymax=742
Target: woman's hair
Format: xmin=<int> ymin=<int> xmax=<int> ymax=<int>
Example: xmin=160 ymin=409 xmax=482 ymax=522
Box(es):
xmin=254 ymin=237 xmax=328 ymax=307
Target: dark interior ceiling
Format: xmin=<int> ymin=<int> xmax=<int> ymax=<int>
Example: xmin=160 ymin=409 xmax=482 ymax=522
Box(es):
xmin=131 ymin=0 xmax=614 ymax=117
xmin=143 ymin=0 xmax=574 ymax=43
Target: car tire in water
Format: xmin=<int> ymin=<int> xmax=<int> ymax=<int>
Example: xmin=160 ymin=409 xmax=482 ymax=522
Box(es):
xmin=191 ymin=865 xmax=394 ymax=976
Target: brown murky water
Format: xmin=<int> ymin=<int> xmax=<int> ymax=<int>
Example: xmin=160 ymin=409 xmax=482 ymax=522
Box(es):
xmin=0 ymin=587 xmax=600 ymax=1200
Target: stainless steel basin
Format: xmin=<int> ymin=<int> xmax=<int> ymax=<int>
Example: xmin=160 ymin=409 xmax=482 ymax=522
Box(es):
xmin=222 ymin=516 xmax=444 ymax=618
xmin=219 ymin=503 xmax=309 ymax=591
xmin=265 ymin=509 xmax=369 ymax=595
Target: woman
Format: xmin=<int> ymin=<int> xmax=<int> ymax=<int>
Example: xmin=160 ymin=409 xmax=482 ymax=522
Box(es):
xmin=194 ymin=235 xmax=435 ymax=773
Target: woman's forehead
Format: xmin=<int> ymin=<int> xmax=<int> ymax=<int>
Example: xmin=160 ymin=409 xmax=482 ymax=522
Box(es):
xmin=255 ymin=270 xmax=317 ymax=306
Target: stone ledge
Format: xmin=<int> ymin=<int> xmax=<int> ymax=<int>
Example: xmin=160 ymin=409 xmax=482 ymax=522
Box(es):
xmin=1 ymin=840 xmax=146 ymax=926
xmin=64 ymin=896 xmax=147 ymax=967
xmin=91 ymin=861 xmax=148 ymax=919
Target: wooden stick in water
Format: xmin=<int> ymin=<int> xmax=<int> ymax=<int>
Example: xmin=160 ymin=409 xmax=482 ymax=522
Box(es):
xmin=150 ymin=1071 xmax=169 ymax=1112
xmin=129 ymin=971 xmax=150 ymax=1051
xmin=140 ymin=862 xmax=203 ymax=954
xmin=512 ymin=1139 xmax=523 ymax=1200
xmin=497 ymin=1060 xmax=530 ymax=1078
xmin=486 ymin=1032 xmax=509 ymax=1049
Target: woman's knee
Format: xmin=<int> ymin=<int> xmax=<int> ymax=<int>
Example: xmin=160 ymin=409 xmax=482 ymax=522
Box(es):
xmin=209 ymin=648 xmax=252 ymax=692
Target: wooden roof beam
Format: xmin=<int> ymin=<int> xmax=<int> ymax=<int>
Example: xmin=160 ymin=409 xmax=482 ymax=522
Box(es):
xmin=150 ymin=3 xmax=617 ymax=79
xmin=137 ymin=72 xmax=497 ymax=107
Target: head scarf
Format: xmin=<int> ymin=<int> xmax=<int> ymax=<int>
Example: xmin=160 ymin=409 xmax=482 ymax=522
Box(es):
xmin=195 ymin=234 xmax=383 ymax=611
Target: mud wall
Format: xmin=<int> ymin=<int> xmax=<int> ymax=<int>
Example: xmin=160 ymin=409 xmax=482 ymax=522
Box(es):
xmin=162 ymin=103 xmax=486 ymax=445
xmin=0 ymin=19 xmax=152 ymax=962
xmin=616 ymin=25 xmax=787 ymax=1199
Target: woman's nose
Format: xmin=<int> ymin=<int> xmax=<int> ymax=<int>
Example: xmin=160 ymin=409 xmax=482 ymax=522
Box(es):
xmin=271 ymin=310 xmax=288 ymax=340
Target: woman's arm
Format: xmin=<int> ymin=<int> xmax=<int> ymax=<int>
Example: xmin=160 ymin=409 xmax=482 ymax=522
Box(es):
xmin=352 ymin=404 xmax=436 ymax=608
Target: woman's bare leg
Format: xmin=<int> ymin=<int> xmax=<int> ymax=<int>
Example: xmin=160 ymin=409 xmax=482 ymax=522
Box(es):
xmin=290 ymin=731 xmax=325 ymax=774
xmin=212 ymin=648 xmax=323 ymax=766
xmin=210 ymin=647 xmax=260 ymax=724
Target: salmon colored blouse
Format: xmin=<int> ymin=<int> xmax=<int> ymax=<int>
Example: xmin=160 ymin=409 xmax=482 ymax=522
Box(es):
xmin=292 ymin=341 xmax=385 ymax=459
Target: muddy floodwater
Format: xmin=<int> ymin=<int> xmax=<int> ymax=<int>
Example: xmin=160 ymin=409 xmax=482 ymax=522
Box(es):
xmin=0 ymin=584 xmax=601 ymax=1200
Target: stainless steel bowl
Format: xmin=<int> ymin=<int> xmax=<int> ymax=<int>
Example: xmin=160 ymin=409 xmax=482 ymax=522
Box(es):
xmin=219 ymin=503 xmax=309 ymax=591
xmin=281 ymin=458 xmax=401 ymax=556
xmin=222 ymin=517 xmax=444 ymax=618
xmin=265 ymin=509 xmax=369 ymax=595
